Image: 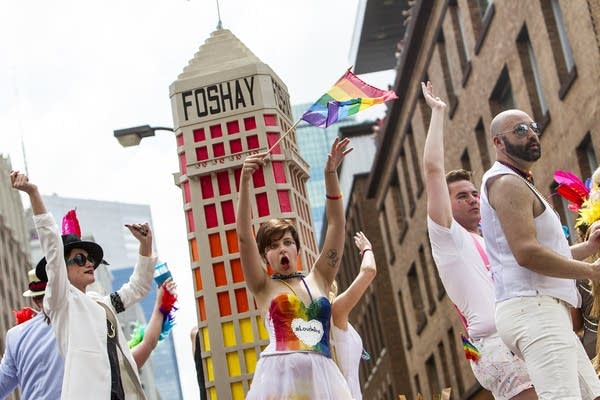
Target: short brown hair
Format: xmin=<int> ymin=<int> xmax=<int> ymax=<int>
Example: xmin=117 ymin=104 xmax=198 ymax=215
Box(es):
xmin=445 ymin=169 xmax=473 ymax=185
xmin=255 ymin=219 xmax=301 ymax=259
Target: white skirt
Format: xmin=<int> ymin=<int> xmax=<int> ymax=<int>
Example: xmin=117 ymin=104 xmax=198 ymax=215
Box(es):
xmin=247 ymin=351 xmax=353 ymax=399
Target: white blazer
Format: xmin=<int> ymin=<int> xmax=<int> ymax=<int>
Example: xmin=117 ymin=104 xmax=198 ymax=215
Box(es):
xmin=35 ymin=213 xmax=156 ymax=399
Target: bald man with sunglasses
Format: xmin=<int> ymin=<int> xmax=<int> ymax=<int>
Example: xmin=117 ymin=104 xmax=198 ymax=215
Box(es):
xmin=480 ymin=109 xmax=600 ymax=399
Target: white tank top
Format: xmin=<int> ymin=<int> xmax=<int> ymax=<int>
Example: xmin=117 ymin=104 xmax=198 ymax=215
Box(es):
xmin=480 ymin=162 xmax=580 ymax=307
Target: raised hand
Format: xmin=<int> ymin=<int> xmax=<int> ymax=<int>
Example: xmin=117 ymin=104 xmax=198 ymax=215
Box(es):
xmin=125 ymin=223 xmax=152 ymax=256
xmin=353 ymin=231 xmax=372 ymax=254
xmin=10 ymin=171 xmax=38 ymax=194
xmin=241 ymin=152 xmax=268 ymax=180
xmin=325 ymin=137 xmax=353 ymax=173
xmin=421 ymin=81 xmax=447 ymax=110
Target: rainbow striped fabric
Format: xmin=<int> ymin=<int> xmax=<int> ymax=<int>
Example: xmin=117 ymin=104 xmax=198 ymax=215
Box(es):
xmin=301 ymin=69 xmax=398 ymax=128
xmin=461 ymin=333 xmax=480 ymax=362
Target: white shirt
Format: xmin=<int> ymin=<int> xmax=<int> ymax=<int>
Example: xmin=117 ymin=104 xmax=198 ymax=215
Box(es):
xmin=480 ymin=162 xmax=579 ymax=307
xmin=427 ymin=216 xmax=496 ymax=339
xmin=331 ymin=323 xmax=363 ymax=400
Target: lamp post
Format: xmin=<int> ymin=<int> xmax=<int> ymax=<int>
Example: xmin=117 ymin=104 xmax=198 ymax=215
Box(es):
xmin=113 ymin=125 xmax=175 ymax=147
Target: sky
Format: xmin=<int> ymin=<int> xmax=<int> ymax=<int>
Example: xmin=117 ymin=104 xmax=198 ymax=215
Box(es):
xmin=0 ymin=1 xmax=393 ymax=398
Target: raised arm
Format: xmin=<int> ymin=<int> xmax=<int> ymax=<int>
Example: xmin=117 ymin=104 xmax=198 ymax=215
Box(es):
xmin=313 ymin=137 xmax=353 ymax=286
xmin=236 ymin=152 xmax=270 ymax=299
xmin=110 ymin=223 xmax=156 ymax=311
xmin=10 ymin=172 xmax=69 ymax=314
xmin=332 ymin=232 xmax=376 ymax=330
xmin=131 ymin=279 xmax=177 ymax=368
xmin=421 ymin=81 xmax=452 ymax=227
xmin=488 ymin=174 xmax=600 ymax=279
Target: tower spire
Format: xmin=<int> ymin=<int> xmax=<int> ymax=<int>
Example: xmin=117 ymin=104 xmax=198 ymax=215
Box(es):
xmin=216 ymin=0 xmax=223 ymax=30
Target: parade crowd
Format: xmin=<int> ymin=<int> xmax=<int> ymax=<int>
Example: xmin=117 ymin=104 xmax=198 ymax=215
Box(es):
xmin=2 ymin=80 xmax=600 ymax=400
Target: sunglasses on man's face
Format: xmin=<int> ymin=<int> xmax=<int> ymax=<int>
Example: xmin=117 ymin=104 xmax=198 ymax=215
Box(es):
xmin=66 ymin=253 xmax=96 ymax=267
xmin=498 ymin=122 xmax=541 ymax=138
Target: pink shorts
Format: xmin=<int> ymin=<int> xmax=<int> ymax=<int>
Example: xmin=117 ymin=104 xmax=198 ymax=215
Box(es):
xmin=470 ymin=333 xmax=533 ymax=400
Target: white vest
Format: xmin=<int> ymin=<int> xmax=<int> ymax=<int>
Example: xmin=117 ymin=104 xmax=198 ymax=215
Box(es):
xmin=480 ymin=162 xmax=580 ymax=307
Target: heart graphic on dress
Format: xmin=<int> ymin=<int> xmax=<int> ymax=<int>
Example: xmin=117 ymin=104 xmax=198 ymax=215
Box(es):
xmin=291 ymin=318 xmax=324 ymax=346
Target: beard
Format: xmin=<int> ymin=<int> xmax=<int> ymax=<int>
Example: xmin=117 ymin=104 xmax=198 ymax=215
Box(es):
xmin=502 ymin=136 xmax=541 ymax=162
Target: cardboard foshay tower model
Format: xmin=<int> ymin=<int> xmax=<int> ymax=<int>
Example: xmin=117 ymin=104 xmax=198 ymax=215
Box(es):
xmin=170 ymin=29 xmax=318 ymax=399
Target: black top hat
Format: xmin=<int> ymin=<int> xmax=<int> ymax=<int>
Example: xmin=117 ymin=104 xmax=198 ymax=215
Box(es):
xmin=36 ymin=234 xmax=104 ymax=282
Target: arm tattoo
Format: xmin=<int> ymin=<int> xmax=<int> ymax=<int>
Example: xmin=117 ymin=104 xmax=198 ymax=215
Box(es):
xmin=326 ymin=249 xmax=340 ymax=268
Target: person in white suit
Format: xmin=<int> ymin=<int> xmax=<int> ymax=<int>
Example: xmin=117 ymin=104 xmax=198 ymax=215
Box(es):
xmin=11 ymin=171 xmax=157 ymax=400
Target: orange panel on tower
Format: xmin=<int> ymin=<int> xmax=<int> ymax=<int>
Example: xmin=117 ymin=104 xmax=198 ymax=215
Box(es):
xmin=208 ymin=233 xmax=223 ymax=257
xmin=226 ymin=230 xmax=239 ymax=253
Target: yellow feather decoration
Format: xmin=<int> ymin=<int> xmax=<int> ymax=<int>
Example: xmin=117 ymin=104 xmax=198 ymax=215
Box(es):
xmin=576 ymin=199 xmax=600 ymax=228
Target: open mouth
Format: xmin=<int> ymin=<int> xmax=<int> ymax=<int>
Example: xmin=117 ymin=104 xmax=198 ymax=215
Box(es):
xmin=281 ymin=256 xmax=289 ymax=265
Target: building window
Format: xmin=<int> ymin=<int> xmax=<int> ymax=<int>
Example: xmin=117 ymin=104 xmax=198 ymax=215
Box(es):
xmin=398 ymin=290 xmax=413 ymax=349
xmin=380 ymin=203 xmax=395 ymax=264
xmin=551 ymin=181 xmax=576 ymax=243
xmin=437 ymin=31 xmax=458 ymax=116
xmin=390 ymin=171 xmax=408 ymax=243
xmin=426 ymin=354 xmax=441 ymax=397
xmin=438 ymin=340 xmax=451 ymax=388
xmin=414 ymin=374 xmax=422 ymax=397
xmin=461 ymin=148 xmax=472 ymax=172
xmin=407 ymin=127 xmax=424 ymax=196
xmin=419 ymin=245 xmax=437 ymax=314
xmin=475 ymin=118 xmax=491 ymax=170
xmin=425 ymin=235 xmax=446 ymax=299
xmin=468 ymin=0 xmax=495 ymax=54
xmin=449 ymin=0 xmax=471 ymax=85
xmin=447 ymin=328 xmax=465 ymax=395
xmin=408 ymin=263 xmax=427 ymax=334
xmin=541 ymin=0 xmax=577 ymax=98
xmin=400 ymin=150 xmax=417 ymax=217
xmin=489 ymin=66 xmax=515 ymax=117
xmin=517 ymin=24 xmax=549 ymax=125
xmin=577 ymin=133 xmax=598 ymax=180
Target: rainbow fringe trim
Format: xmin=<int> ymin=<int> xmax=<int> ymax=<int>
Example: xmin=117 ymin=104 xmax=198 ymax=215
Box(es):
xmin=461 ymin=333 xmax=480 ymax=362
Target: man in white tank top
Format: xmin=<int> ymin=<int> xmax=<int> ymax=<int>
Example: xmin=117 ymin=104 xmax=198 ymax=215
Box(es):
xmin=480 ymin=109 xmax=600 ymax=399
xmin=422 ymin=82 xmax=535 ymax=400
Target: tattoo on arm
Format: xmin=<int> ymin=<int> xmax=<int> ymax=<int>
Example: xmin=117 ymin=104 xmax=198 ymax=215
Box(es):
xmin=327 ymin=249 xmax=339 ymax=268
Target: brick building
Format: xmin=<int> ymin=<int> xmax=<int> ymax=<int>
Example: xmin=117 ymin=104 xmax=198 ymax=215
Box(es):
xmin=339 ymin=0 xmax=600 ymax=399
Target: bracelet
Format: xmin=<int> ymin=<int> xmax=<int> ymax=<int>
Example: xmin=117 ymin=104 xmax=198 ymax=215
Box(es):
xmin=326 ymin=193 xmax=343 ymax=200
xmin=360 ymin=248 xmax=372 ymax=257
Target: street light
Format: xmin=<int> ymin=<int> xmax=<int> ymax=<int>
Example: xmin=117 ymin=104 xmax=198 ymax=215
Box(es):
xmin=113 ymin=125 xmax=174 ymax=147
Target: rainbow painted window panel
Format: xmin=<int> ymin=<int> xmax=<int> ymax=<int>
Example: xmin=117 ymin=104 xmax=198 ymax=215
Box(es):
xmin=244 ymin=349 xmax=258 ymax=374
xmin=230 ymin=259 xmax=244 ymax=283
xmin=208 ymin=233 xmax=223 ymax=257
xmin=218 ymin=291 xmax=232 ymax=316
xmin=226 ymin=230 xmax=239 ymax=253
xmin=196 ymin=146 xmax=209 ymax=161
xmin=200 ymin=175 xmax=214 ymax=199
xmin=210 ymin=124 xmax=222 ymax=138
xmin=229 ymin=139 xmax=242 ymax=154
xmin=186 ymin=209 xmax=196 ymax=232
xmin=208 ymin=387 xmax=217 ymax=400
xmin=263 ymin=114 xmax=278 ymax=126
xmin=202 ymin=326 xmax=211 ymax=352
xmin=193 ymin=265 xmax=202 ymax=289
xmin=221 ymin=200 xmax=235 ymax=225
xmin=217 ymin=171 xmax=231 ymax=195
xmin=246 ymin=135 xmax=259 ymax=149
xmin=206 ymin=358 xmax=215 ymax=382
xmin=257 ymin=316 xmax=269 ymax=340
xmin=235 ymin=287 xmax=249 ymax=313
xmin=266 ymin=132 xmax=281 ymax=154
xmin=176 ymin=133 xmax=184 ymax=146
xmin=178 ymin=152 xmax=187 ymax=174
xmin=204 ymin=204 xmax=218 ymax=229
xmin=244 ymin=116 xmax=256 ymax=131
xmin=222 ymin=321 xmax=236 ymax=347
xmin=213 ymin=262 xmax=227 ymax=286
xmin=255 ymin=192 xmax=270 ymax=217
xmin=277 ymin=190 xmax=291 ymax=212
xmin=193 ymin=128 xmax=206 ymax=142
xmin=227 ymin=120 xmax=240 ymax=135
xmin=252 ymin=168 xmax=265 ymax=188
xmin=190 ymin=238 xmax=200 ymax=262
xmin=239 ymin=318 xmax=254 ymax=344
xmin=271 ymin=161 xmax=286 ymax=183
xmin=231 ymin=382 xmax=244 ymax=399
xmin=213 ymin=142 xmax=225 ymax=158
xmin=198 ymin=296 xmax=206 ymax=321
xmin=226 ymin=352 xmax=241 ymax=377
xmin=183 ymin=180 xmax=191 ymax=203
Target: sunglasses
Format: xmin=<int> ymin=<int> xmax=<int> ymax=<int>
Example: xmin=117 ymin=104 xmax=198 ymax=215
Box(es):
xmin=497 ymin=122 xmax=541 ymax=138
xmin=66 ymin=253 xmax=96 ymax=268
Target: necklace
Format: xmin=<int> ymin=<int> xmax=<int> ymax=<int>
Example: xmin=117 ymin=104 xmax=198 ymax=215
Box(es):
xmin=271 ymin=272 xmax=305 ymax=280
xmin=497 ymin=160 xmax=534 ymax=185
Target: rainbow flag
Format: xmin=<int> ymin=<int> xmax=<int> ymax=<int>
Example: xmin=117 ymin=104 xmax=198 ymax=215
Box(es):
xmin=461 ymin=333 xmax=480 ymax=362
xmin=301 ymin=70 xmax=398 ymax=128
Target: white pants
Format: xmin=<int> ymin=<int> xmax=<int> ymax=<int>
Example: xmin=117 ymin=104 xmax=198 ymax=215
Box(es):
xmin=496 ymin=295 xmax=600 ymax=400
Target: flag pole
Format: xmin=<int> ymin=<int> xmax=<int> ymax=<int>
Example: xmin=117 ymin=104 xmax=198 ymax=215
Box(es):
xmin=267 ymin=119 xmax=301 ymax=154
